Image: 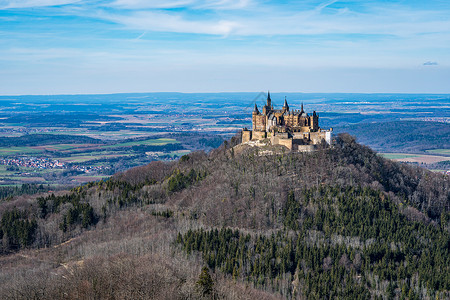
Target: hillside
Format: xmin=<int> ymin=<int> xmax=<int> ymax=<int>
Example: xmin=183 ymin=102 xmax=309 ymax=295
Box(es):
xmin=0 ymin=134 xmax=449 ymax=299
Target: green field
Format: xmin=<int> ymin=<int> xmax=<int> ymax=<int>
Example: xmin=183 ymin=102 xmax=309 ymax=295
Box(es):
xmin=5 ymin=176 xmax=45 ymax=182
xmin=0 ymin=165 xmax=42 ymax=175
xmin=430 ymin=169 xmax=446 ymax=173
xmin=71 ymin=175 xmax=110 ymax=183
xmin=379 ymin=153 xmax=419 ymax=160
xmin=103 ymin=138 xmax=179 ymax=148
xmin=0 ymin=147 xmax=42 ymax=156
xmin=164 ymin=150 xmax=191 ymax=158
xmin=33 ymin=144 xmax=100 ymax=151
xmin=58 ymin=154 xmax=131 ymax=163
xmin=426 ymin=149 xmax=450 ymax=155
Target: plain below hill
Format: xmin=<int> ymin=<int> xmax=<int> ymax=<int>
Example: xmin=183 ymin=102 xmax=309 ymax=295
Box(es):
xmin=0 ymin=134 xmax=448 ymax=299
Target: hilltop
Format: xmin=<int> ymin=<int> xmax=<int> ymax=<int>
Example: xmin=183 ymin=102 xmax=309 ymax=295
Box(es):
xmin=0 ymin=134 xmax=449 ymax=299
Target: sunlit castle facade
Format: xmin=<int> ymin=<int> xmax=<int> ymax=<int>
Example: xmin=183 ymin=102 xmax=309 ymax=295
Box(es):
xmin=242 ymin=92 xmax=332 ymax=150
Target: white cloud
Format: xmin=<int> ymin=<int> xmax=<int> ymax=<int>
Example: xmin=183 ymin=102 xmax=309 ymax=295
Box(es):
xmin=197 ymin=0 xmax=251 ymax=10
xmin=0 ymin=0 xmax=80 ymax=9
xmin=315 ymin=0 xmax=339 ymax=12
xmin=102 ymin=11 xmax=241 ymax=35
xmin=109 ymin=0 xmax=197 ymax=9
xmin=109 ymin=0 xmax=251 ymax=10
xmin=98 ymin=5 xmax=450 ymax=40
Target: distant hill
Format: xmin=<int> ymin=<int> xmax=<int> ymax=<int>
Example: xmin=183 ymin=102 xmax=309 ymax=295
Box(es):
xmin=0 ymin=134 xmax=448 ymax=299
xmin=335 ymin=121 xmax=450 ymax=153
xmin=0 ymin=134 xmax=102 ymax=147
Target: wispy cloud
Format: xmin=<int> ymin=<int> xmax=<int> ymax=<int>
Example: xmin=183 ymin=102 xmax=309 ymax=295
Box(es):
xmin=197 ymin=0 xmax=251 ymax=10
xmin=109 ymin=0 xmax=197 ymax=10
xmin=0 ymin=0 xmax=80 ymax=9
xmin=100 ymin=11 xmax=241 ymax=36
xmin=87 ymin=0 xmax=450 ymax=39
xmin=109 ymin=0 xmax=251 ymax=10
xmin=315 ymin=0 xmax=339 ymax=12
xmin=423 ymin=61 xmax=438 ymax=66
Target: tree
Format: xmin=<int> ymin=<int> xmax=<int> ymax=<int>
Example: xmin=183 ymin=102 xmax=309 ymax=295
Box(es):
xmin=196 ymin=266 xmax=214 ymax=297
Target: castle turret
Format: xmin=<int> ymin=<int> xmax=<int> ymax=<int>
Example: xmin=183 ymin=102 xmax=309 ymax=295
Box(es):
xmin=252 ymin=103 xmax=261 ymax=131
xmin=283 ymin=96 xmax=289 ymax=113
xmin=253 ymin=103 xmax=260 ymax=114
xmin=310 ymin=110 xmax=319 ymax=131
xmin=263 ymin=91 xmax=272 ymax=115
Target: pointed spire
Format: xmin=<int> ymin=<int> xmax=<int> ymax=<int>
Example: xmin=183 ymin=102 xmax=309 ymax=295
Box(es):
xmin=301 ymin=102 xmax=304 ymax=112
xmin=267 ymin=91 xmax=271 ymax=106
xmin=283 ymin=96 xmax=289 ymax=111
xmin=253 ymin=103 xmax=259 ymax=114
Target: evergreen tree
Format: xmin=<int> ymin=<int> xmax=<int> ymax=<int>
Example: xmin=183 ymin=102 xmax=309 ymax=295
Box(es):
xmin=197 ymin=266 xmax=214 ymax=297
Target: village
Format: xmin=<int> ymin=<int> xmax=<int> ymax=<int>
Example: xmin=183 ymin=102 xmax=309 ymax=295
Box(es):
xmin=0 ymin=156 xmax=109 ymax=174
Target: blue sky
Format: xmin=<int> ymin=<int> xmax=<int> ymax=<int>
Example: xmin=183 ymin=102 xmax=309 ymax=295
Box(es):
xmin=0 ymin=0 xmax=449 ymax=94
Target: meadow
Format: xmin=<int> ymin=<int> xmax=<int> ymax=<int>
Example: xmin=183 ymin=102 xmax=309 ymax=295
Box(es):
xmin=426 ymin=149 xmax=450 ymax=155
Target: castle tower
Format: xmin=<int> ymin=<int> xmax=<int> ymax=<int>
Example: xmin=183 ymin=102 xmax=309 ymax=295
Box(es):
xmin=310 ymin=111 xmax=319 ymax=131
xmin=252 ymin=103 xmax=260 ymax=131
xmin=263 ymin=91 xmax=272 ymax=115
xmin=282 ymin=96 xmax=289 ymax=113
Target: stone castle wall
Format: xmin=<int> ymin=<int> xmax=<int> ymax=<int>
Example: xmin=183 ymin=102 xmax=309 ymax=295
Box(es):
xmin=242 ymin=130 xmax=252 ymax=143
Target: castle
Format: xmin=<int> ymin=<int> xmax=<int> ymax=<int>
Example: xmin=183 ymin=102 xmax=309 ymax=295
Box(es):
xmin=242 ymin=92 xmax=332 ymax=151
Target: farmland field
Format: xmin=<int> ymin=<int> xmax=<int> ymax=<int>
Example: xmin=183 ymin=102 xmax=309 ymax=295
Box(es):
xmin=57 ymin=154 xmax=132 ymax=163
xmin=396 ymin=155 xmax=450 ymax=164
xmin=426 ymin=149 xmax=450 ymax=156
xmin=0 ymin=147 xmax=42 ymax=156
xmin=381 ymin=153 xmax=450 ymax=164
xmin=379 ymin=153 xmax=419 ymax=160
xmin=103 ymin=138 xmax=179 ymax=148
xmin=32 ymin=144 xmax=102 ymax=152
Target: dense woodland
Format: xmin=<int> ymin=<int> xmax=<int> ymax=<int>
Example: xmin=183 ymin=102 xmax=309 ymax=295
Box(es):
xmin=0 ymin=134 xmax=102 ymax=147
xmin=0 ymin=133 xmax=448 ymax=299
xmin=0 ymin=184 xmax=51 ymax=201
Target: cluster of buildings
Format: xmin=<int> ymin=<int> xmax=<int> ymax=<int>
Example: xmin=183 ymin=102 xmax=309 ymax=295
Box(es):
xmin=1 ymin=157 xmax=64 ymax=169
xmin=0 ymin=156 xmax=110 ymax=173
xmin=242 ymin=92 xmax=332 ymax=151
xmin=71 ymin=164 xmax=110 ymax=173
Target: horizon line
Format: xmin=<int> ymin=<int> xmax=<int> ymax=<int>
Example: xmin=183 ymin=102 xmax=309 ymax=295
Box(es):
xmin=1 ymin=91 xmax=450 ymax=97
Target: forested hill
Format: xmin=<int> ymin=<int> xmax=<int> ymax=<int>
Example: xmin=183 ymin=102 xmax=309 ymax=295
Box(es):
xmin=0 ymin=134 xmax=102 ymax=147
xmin=0 ymin=134 xmax=449 ymax=299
